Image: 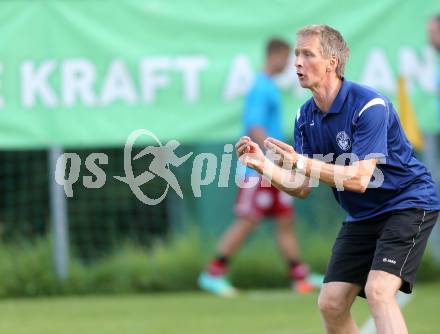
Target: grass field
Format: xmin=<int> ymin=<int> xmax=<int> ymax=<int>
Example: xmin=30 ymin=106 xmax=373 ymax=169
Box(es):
xmin=0 ymin=283 xmax=438 ymax=334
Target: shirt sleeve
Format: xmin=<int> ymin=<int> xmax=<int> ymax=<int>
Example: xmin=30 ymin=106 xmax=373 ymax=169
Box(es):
xmin=293 ymin=108 xmax=313 ymax=156
xmin=352 ymin=102 xmax=388 ymax=161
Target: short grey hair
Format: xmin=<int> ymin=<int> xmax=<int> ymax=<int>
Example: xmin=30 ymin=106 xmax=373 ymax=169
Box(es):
xmin=296 ymin=25 xmax=350 ymax=78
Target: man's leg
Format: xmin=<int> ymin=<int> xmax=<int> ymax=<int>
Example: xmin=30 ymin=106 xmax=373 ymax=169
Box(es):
xmin=366 ymin=209 xmax=439 ymax=333
xmin=275 ymin=215 xmax=315 ymax=293
xmin=365 ymin=270 xmax=407 ymax=334
xmin=271 ymin=189 xmax=313 ymax=291
xmin=217 ymin=218 xmax=258 ymax=257
xmin=199 ymin=175 xmax=265 ymax=295
xmin=205 ymin=217 xmax=258 ymax=276
xmin=198 ymin=217 xmax=258 ymax=296
xmin=318 ymin=282 xmax=362 ymax=334
xmin=275 ymin=215 xmax=300 ymax=261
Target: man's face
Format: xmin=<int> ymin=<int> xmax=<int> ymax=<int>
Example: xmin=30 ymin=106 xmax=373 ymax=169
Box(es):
xmin=428 ymin=19 xmax=440 ymax=52
xmin=269 ymin=49 xmax=290 ymax=74
xmin=294 ymin=35 xmax=330 ymax=89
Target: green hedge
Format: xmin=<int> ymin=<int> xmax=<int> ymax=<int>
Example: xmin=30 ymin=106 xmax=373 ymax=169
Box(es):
xmin=0 ymin=232 xmax=438 ymax=297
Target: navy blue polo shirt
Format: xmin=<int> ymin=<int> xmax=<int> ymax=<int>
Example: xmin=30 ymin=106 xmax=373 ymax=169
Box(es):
xmin=294 ymin=79 xmax=440 ymax=222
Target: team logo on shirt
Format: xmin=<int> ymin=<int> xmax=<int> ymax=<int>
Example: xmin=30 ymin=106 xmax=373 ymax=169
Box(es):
xmin=336 ymin=131 xmax=351 ymax=151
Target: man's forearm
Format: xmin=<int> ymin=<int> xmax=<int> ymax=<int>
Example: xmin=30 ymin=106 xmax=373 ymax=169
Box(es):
xmin=256 ymin=159 xmax=311 ymax=198
xmin=298 ymin=156 xmax=372 ymax=193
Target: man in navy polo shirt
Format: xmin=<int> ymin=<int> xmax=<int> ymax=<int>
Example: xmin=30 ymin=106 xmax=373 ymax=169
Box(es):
xmin=236 ymin=25 xmax=440 ymax=334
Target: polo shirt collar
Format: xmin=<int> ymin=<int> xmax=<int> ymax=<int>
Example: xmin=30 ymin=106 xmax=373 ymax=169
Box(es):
xmin=311 ymin=78 xmax=350 ymax=114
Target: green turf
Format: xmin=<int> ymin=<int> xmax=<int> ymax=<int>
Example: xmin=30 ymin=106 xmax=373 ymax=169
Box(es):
xmin=0 ymin=283 xmax=438 ymax=334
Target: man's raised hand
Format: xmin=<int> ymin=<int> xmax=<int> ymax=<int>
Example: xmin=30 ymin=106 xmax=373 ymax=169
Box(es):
xmin=264 ymin=137 xmax=299 ymax=169
xmin=235 ymin=136 xmax=266 ymax=173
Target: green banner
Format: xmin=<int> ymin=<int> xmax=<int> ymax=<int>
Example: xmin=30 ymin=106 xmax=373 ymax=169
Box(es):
xmin=0 ymin=0 xmax=438 ymax=148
